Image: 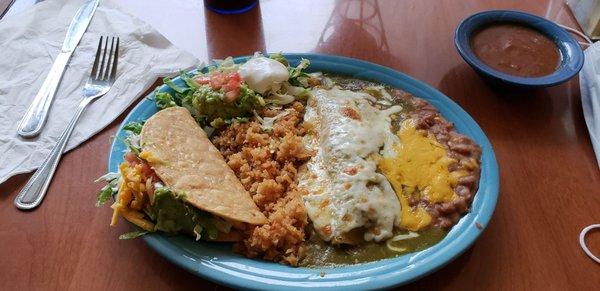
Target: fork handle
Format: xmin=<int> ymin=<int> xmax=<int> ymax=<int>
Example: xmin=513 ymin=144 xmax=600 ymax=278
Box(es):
xmin=14 ymin=98 xmax=91 ymax=210
xmin=17 ymin=51 xmax=73 ymax=138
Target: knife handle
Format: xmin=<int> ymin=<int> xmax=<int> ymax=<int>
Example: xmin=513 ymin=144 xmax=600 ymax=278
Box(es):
xmin=17 ymin=52 xmax=72 ymax=138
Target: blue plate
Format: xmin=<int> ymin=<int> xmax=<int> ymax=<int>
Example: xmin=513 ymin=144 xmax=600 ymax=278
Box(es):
xmin=109 ymin=53 xmax=499 ymax=290
xmin=454 ymin=10 xmax=584 ymax=88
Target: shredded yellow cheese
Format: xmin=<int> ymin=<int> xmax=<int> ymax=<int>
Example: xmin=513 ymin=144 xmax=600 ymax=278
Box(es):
xmin=109 ymin=162 xmax=155 ymax=231
xmin=121 ymin=210 xmax=155 ymax=231
xmin=379 ymin=119 xmax=468 ymax=231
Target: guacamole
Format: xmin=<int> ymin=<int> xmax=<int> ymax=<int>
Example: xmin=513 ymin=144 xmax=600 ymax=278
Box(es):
xmin=145 ymin=188 xmax=220 ymax=240
xmin=190 ymin=84 xmax=265 ymax=127
xmin=155 ymin=72 xmax=265 ymax=127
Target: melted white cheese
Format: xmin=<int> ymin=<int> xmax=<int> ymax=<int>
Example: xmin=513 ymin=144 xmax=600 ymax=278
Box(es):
xmin=239 ymin=57 xmax=289 ymax=94
xmin=299 ymin=88 xmax=401 ymax=243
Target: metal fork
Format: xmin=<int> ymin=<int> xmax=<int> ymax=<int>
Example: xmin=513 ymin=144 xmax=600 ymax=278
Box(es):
xmin=14 ymin=36 xmax=120 ymax=210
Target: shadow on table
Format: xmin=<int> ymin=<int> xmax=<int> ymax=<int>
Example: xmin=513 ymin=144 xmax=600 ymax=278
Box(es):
xmin=313 ymin=0 xmax=403 ymax=68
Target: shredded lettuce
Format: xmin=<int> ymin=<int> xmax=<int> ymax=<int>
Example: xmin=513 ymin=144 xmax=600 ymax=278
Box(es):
xmin=121 ymin=121 xmax=144 ymax=154
xmin=266 ymin=82 xmax=311 ymax=105
xmin=96 ymin=185 xmax=113 ymax=206
xmin=95 ymin=172 xmax=120 ymax=183
xmin=118 ymin=126 xmax=141 ymax=155
xmin=154 ymin=92 xmax=178 ymax=109
xmin=163 ymin=77 xmax=189 ymax=94
xmin=287 ymin=85 xmax=311 ymax=99
xmin=290 ymin=58 xmax=310 ymax=78
xmin=95 ymin=172 xmax=120 ymax=206
xmin=288 ymin=58 xmax=310 ymax=86
xmin=267 ymin=92 xmax=295 ymax=105
xmin=119 ymin=230 xmax=148 ymax=240
xmin=193 ymin=224 xmax=204 ymax=241
xmin=269 ymin=52 xmax=289 ymax=67
xmin=153 ymin=77 xmax=192 ymax=111
xmin=180 ymin=71 xmax=201 ymax=89
xmin=123 ymin=121 xmax=144 ymax=135
xmin=208 ymin=57 xmax=239 ymax=73
xmin=255 ymin=109 xmax=291 ymax=132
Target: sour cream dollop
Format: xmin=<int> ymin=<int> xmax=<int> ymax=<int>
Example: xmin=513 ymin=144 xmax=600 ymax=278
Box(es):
xmin=239 ymin=57 xmax=289 ymax=94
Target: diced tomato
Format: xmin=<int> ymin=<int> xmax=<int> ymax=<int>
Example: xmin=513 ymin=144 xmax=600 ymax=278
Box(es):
xmin=225 ymin=89 xmax=240 ymax=103
xmin=200 ymin=71 xmax=244 ymax=103
xmin=124 ymin=152 xmax=159 ymax=181
xmin=228 ymin=72 xmax=241 ymax=84
xmin=222 ymin=73 xmax=241 ymax=92
xmin=222 ymin=83 xmax=231 ymax=92
xmin=210 ymin=71 xmax=227 ymax=90
xmin=195 ymin=76 xmax=210 ymax=84
xmin=141 ymin=162 xmax=159 ymax=181
xmin=222 ymin=72 xmax=242 ymax=103
xmin=124 ymin=152 xmax=139 ymax=166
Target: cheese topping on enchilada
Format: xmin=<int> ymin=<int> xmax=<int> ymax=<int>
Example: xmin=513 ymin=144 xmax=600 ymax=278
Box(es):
xmin=299 ymin=88 xmax=401 ymax=243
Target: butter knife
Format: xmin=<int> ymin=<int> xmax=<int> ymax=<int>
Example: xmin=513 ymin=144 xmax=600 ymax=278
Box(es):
xmin=0 ymin=0 xmax=16 ymax=20
xmin=16 ymin=0 xmax=99 ymax=138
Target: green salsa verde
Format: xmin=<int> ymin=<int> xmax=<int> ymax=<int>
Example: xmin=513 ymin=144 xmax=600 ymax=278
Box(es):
xmin=300 ymin=228 xmax=448 ymax=267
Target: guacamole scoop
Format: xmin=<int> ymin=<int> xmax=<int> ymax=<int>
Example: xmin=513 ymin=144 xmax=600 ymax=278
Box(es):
xmin=145 ymin=188 xmax=220 ymax=239
xmin=190 ymin=84 xmax=265 ymax=127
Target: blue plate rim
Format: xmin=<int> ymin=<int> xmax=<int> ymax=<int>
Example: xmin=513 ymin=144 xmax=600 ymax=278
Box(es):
xmin=454 ymin=9 xmax=585 ymax=87
xmin=108 ymin=53 xmax=499 ymax=290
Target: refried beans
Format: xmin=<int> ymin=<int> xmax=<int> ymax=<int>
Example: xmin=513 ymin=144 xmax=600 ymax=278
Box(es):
xmin=470 ymin=23 xmax=561 ymax=77
xmin=390 ymin=89 xmax=482 ymax=228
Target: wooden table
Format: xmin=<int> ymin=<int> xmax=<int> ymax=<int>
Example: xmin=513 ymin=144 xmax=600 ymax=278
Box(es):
xmin=2 ymin=0 xmax=599 ymax=289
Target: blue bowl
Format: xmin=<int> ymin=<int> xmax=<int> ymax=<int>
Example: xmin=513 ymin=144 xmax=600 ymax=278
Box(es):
xmin=454 ymin=10 xmax=584 ymax=88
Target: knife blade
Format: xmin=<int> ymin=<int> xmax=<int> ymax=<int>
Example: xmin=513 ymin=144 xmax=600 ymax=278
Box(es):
xmin=0 ymin=0 xmax=16 ymax=20
xmin=17 ymin=0 xmax=99 ymax=138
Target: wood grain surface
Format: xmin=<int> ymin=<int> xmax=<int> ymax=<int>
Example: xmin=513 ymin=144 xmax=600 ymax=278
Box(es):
xmin=1 ymin=0 xmax=599 ymax=290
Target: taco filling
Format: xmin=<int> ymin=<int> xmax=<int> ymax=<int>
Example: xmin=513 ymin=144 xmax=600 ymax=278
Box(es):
xmin=100 ymin=107 xmax=266 ymax=242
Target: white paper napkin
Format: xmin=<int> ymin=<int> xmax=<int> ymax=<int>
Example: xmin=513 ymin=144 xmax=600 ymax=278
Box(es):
xmin=580 ymin=41 xmax=600 ymax=169
xmin=0 ymin=0 xmax=199 ymax=184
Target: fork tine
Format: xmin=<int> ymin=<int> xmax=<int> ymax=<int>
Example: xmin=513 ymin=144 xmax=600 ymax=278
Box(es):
xmin=103 ymin=37 xmax=115 ymax=81
xmin=90 ymin=36 xmax=103 ymax=78
xmin=97 ymin=36 xmax=109 ymax=80
xmin=109 ymin=37 xmax=119 ymax=82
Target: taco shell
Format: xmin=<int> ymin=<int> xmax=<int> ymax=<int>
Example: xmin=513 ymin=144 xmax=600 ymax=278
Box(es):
xmin=140 ymin=107 xmax=267 ymax=225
